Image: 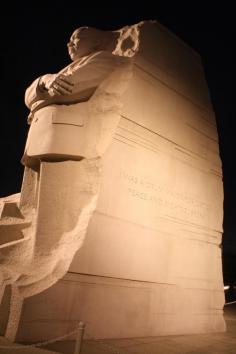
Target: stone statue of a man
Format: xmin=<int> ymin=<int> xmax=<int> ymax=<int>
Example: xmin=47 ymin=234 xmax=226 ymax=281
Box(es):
xmin=23 ymin=26 xmax=132 ymax=167
xmin=0 ymin=24 xmax=138 ymax=340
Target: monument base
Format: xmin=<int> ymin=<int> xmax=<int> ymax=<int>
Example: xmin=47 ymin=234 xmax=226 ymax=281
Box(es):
xmin=15 ymin=272 xmax=225 ymax=342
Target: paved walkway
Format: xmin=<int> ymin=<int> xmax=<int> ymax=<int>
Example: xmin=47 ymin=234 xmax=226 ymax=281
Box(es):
xmin=1 ymin=304 xmax=236 ymax=353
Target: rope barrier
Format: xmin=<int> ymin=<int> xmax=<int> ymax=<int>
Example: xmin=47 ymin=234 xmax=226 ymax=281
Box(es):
xmin=225 ymin=300 xmax=236 ymax=305
xmin=0 ymin=328 xmax=78 ymax=349
xmin=0 ymin=326 xmax=140 ymax=354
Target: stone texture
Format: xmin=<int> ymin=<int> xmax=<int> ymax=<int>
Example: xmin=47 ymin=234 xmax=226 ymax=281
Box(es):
xmin=0 ymin=25 xmax=135 ymax=340
xmin=0 ymin=21 xmax=224 ymax=341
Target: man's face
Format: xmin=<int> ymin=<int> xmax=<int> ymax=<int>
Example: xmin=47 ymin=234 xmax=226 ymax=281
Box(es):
xmin=67 ymin=28 xmax=100 ymax=61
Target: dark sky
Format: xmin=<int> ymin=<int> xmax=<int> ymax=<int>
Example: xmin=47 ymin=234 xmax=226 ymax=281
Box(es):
xmin=0 ymin=4 xmax=235 ymax=278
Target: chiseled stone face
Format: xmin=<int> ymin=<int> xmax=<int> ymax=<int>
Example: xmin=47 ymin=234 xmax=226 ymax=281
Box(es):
xmin=0 ymin=21 xmax=224 ymax=341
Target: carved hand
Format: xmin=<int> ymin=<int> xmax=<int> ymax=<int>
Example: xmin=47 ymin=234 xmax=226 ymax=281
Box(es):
xmin=48 ymin=74 xmax=74 ymax=96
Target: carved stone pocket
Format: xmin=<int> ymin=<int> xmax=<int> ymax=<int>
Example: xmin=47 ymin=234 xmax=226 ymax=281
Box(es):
xmin=51 ymin=103 xmax=87 ymax=127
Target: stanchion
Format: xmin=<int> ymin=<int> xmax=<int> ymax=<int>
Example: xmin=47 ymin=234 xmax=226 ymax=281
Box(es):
xmin=74 ymin=321 xmax=86 ymax=354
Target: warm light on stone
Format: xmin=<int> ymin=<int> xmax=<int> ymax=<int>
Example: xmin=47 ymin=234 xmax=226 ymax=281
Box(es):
xmin=0 ymin=21 xmax=224 ymax=341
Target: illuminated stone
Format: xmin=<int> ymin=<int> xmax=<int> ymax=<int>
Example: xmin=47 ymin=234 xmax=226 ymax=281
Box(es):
xmin=0 ymin=21 xmax=224 ymax=341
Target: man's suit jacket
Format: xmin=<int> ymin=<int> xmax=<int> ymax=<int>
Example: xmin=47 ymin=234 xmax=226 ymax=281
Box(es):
xmin=23 ymin=51 xmax=131 ymax=164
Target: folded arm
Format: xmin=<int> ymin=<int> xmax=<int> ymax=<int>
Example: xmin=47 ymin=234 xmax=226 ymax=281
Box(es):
xmin=25 ymin=51 xmax=119 ymax=111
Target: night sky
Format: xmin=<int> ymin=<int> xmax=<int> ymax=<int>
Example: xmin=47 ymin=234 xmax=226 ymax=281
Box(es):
xmin=0 ymin=4 xmax=235 ymax=281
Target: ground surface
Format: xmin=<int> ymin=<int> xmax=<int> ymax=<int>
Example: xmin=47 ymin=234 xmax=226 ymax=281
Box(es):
xmin=1 ymin=304 xmax=236 ymax=354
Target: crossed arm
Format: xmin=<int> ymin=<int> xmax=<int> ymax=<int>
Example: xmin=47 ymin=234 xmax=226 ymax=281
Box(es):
xmin=25 ymin=51 xmax=118 ymax=112
xmin=38 ymin=73 xmax=74 ymax=96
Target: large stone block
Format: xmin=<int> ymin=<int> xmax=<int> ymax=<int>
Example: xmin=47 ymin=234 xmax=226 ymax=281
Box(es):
xmin=14 ymin=21 xmax=225 ymax=341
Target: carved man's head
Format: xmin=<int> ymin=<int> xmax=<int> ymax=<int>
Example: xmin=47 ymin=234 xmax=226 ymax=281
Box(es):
xmin=67 ymin=27 xmax=118 ymax=61
xmin=67 ymin=24 xmax=141 ymax=61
